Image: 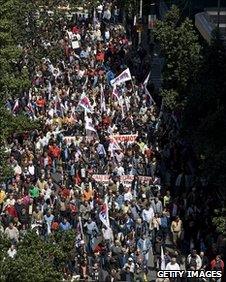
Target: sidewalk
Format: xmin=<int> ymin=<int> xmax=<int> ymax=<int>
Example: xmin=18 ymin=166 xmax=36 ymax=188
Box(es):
xmin=149 ymin=43 xmax=164 ymax=92
xmin=141 ymin=24 xmax=164 ymax=92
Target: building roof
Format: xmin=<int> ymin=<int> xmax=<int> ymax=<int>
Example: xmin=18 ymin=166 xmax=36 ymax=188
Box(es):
xmin=195 ymin=7 xmax=226 ymax=45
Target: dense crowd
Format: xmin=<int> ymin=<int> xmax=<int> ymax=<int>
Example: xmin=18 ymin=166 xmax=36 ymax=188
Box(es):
xmin=0 ymin=1 xmax=225 ymax=281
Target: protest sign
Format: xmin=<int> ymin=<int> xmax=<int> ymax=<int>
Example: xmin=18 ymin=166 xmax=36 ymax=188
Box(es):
xmin=110 ymin=68 xmax=132 ymax=87
xmin=92 ymin=174 xmax=153 ymax=186
xmin=109 ymin=134 xmax=138 ymax=143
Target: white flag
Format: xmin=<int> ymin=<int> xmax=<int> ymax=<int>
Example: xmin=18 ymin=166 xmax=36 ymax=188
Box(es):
xmin=12 ymin=99 xmax=19 ymax=113
xmin=78 ymin=93 xmax=93 ymax=113
xmin=110 ymin=68 xmax=132 ymax=87
xmin=78 ymin=216 xmax=84 ymax=239
xmin=108 ymin=137 xmax=121 ymax=157
xmin=160 ymin=246 xmax=166 ymax=270
xmin=99 ymin=200 xmax=110 ymax=228
xmin=133 ymin=15 xmax=137 ymax=26
xmin=143 ymin=71 xmax=155 ymax=104
xmin=143 ymin=71 xmax=151 ymax=86
xmin=85 ymin=111 xmax=96 ymax=133
xmin=100 ymin=84 xmax=106 ymax=113
xmin=27 ymin=101 xmax=35 ymax=114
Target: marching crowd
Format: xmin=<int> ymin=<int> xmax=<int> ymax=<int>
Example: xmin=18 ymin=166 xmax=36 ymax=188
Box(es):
xmin=0 ymin=1 xmax=225 ymax=281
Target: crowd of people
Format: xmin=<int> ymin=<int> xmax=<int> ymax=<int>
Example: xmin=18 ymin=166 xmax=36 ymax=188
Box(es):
xmin=0 ymin=1 xmax=225 ymax=281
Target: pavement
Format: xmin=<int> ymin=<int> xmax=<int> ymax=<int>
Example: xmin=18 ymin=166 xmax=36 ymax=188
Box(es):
xmin=141 ymin=24 xmax=164 ymax=92
xmin=150 ymin=50 xmax=164 ymax=91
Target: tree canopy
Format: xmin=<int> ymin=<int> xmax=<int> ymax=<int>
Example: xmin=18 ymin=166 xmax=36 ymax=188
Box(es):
xmin=154 ymin=5 xmax=202 ymax=102
xmin=0 ymin=230 xmax=77 ymax=281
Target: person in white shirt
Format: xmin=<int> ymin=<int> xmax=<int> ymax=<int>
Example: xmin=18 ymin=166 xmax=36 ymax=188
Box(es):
xmin=42 ymin=184 xmax=52 ymax=202
xmin=104 ymin=28 xmax=110 ymax=42
xmin=142 ymin=204 xmax=154 ymax=224
xmin=102 ymin=227 xmax=114 ymax=241
xmin=166 ymin=257 xmax=180 ymax=270
xmin=13 ymin=162 xmax=22 ymax=175
xmin=96 ymin=4 xmax=103 ymax=20
xmin=115 ymin=150 xmax=124 ymax=163
xmin=124 ymin=257 xmax=135 ymax=273
xmin=28 ymin=161 xmax=35 ymax=176
xmin=96 ymin=143 xmax=106 ymax=157
xmin=103 ymin=8 xmax=111 ymax=21
xmin=40 ymin=135 xmax=49 ymax=147
xmin=117 ymin=164 xmax=125 ymax=176
xmin=4 ymin=195 xmax=16 ymax=209
xmin=124 ymin=188 xmax=133 ymax=202
xmin=35 ymin=136 xmax=43 ymax=151
xmin=187 ymin=249 xmax=202 ymax=270
xmin=7 ymin=245 xmax=17 ymax=259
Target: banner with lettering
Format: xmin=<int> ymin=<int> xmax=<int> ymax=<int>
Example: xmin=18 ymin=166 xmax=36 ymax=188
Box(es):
xmin=110 ymin=68 xmax=132 ymax=87
xmin=92 ymin=174 xmax=153 ymax=186
xmin=109 ymin=134 xmax=138 ymax=143
xmin=63 ymin=136 xmax=95 ymax=143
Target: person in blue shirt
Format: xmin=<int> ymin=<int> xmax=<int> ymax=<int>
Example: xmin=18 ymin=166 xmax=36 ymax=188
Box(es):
xmin=160 ymin=211 xmax=169 ymax=240
xmin=59 ymin=218 xmax=71 ymax=231
xmin=137 ymin=233 xmax=152 ymax=265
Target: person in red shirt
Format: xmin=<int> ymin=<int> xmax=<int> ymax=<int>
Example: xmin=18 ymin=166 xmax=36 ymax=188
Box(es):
xmin=59 ymin=185 xmax=70 ymax=199
xmin=48 ymin=143 xmax=61 ymax=159
xmin=5 ymin=204 xmax=18 ymax=219
xmin=211 ymin=255 xmax=224 ymax=271
xmin=36 ymin=97 xmax=46 ymax=108
xmin=96 ymin=51 xmax=105 ymax=62
xmin=72 ymin=26 xmax=80 ymax=34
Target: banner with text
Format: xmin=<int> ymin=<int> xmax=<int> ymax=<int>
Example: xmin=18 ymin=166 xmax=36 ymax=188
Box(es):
xmin=109 ymin=134 xmax=138 ymax=143
xmin=92 ymin=174 xmax=153 ymax=186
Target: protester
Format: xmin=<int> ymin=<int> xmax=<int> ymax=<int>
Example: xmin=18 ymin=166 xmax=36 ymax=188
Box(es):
xmin=165 ymin=257 xmax=180 ymax=270
xmin=7 ymin=244 xmax=17 ymax=259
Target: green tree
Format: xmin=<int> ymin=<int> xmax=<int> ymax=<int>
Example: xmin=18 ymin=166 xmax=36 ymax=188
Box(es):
xmin=153 ymin=5 xmax=202 ymax=108
xmin=0 ymin=0 xmax=42 ymax=181
xmin=0 ymin=230 xmax=77 ymax=281
xmin=212 ymin=208 xmax=226 ymax=236
xmin=160 ymin=89 xmax=179 ymax=110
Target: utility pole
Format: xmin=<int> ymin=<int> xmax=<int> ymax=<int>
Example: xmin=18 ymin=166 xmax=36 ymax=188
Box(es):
xmin=217 ymin=0 xmax=221 ymax=29
xmin=138 ymin=0 xmax=143 ymax=45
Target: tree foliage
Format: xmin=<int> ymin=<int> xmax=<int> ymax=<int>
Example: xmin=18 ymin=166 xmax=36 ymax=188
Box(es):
xmin=0 ymin=0 xmax=41 ymax=182
xmin=0 ymin=230 xmax=77 ymax=281
xmin=159 ymin=89 xmax=179 ymax=110
xmin=212 ymin=208 xmax=226 ymax=236
xmin=154 ymin=5 xmax=202 ymax=105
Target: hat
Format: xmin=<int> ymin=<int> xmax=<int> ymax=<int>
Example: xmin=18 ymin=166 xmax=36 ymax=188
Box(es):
xmin=128 ymin=257 xmax=133 ymax=262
